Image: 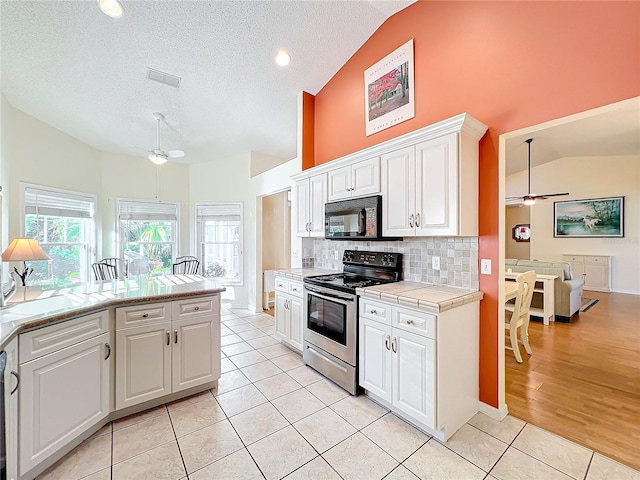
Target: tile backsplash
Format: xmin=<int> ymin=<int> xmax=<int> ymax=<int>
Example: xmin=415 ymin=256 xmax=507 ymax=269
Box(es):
xmin=313 ymin=237 xmax=479 ymax=290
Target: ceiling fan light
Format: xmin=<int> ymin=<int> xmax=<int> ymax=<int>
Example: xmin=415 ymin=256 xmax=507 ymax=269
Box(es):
xmin=523 ymin=198 xmax=536 ymax=206
xmin=148 ymin=154 xmax=167 ymax=165
xmin=97 ymin=0 xmax=123 ymax=18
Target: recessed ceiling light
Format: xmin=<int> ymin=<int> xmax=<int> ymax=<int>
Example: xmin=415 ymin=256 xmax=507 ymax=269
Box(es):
xmin=97 ymin=0 xmax=124 ymax=18
xmin=275 ymin=51 xmax=291 ymax=67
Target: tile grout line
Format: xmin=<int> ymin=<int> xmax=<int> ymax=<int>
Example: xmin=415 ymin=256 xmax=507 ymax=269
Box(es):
xmin=165 ymin=404 xmax=190 ymax=479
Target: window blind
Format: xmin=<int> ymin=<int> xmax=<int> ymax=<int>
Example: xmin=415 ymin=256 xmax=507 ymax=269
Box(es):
xmin=118 ymin=200 xmax=178 ymax=221
xmin=24 ymin=186 xmax=96 ymax=219
xmin=196 ymin=203 xmax=242 ymax=220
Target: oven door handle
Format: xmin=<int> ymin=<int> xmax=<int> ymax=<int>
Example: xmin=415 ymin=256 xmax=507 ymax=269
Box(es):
xmin=305 ymin=285 xmax=354 ymax=303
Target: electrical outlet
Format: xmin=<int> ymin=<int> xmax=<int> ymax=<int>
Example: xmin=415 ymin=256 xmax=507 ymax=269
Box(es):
xmin=480 ymin=259 xmax=492 ymax=275
xmin=432 ymin=256 xmax=440 ymax=270
xmin=334 ymin=250 xmax=339 ymax=260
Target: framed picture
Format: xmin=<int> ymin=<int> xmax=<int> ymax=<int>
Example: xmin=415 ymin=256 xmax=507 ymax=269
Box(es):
xmin=512 ymin=224 xmax=531 ymax=242
xmin=554 ymin=196 xmax=624 ymax=238
xmin=364 ymin=39 xmax=415 ymax=136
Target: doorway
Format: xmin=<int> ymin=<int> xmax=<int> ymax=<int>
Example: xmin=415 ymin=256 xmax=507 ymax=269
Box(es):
xmin=261 ymin=190 xmax=291 ymax=313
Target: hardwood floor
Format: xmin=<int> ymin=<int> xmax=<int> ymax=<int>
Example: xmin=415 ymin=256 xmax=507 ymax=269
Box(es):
xmin=505 ymin=291 xmax=640 ymax=470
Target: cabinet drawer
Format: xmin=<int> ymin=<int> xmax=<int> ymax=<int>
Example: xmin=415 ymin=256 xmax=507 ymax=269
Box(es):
xmin=392 ymin=307 xmax=436 ymax=339
xmin=585 ymin=256 xmax=609 ymax=264
xmin=172 ymin=295 xmax=219 ymax=320
xmin=116 ymin=302 xmax=170 ymax=329
xmin=563 ymin=255 xmax=584 ymax=263
xmin=289 ymin=281 xmax=303 ymax=297
xmin=359 ymin=299 xmax=390 ymax=324
xmin=275 ymin=277 xmax=289 ymax=293
xmin=19 ymin=310 xmax=110 ymax=363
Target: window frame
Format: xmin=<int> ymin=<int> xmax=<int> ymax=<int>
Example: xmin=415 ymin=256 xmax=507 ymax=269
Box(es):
xmin=21 ymin=182 xmax=97 ymax=286
xmin=115 ymin=198 xmax=180 ymax=276
xmin=195 ymin=202 xmax=244 ymax=285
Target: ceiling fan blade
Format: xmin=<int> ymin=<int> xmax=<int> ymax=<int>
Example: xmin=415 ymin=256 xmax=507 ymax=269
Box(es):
xmin=506 ymin=196 xmax=524 ymax=200
xmin=531 ymin=192 xmax=570 ymax=199
xmin=167 ymin=150 xmax=185 ymax=158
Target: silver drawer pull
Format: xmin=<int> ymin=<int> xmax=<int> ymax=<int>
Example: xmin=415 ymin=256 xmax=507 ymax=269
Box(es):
xmin=385 ymin=335 xmax=390 ymax=351
xmin=142 ymin=313 xmax=148 ymax=318
xmin=370 ymin=309 xmax=377 ymax=315
xmin=391 ymin=337 xmax=397 ymax=353
xmin=10 ymin=371 xmax=19 ymax=395
xmin=194 ymin=306 xmax=200 ymax=311
xmin=406 ymin=319 xmax=415 ymax=325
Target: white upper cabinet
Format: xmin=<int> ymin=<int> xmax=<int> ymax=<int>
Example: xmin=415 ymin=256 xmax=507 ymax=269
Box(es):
xmin=295 ymin=173 xmax=327 ymax=237
xmin=328 ymin=157 xmax=380 ymax=201
xmin=293 ymin=113 xmax=487 ymax=238
xmin=382 ymin=131 xmax=479 ymax=237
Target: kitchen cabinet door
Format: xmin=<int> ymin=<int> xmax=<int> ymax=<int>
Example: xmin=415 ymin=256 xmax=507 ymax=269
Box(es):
xmin=309 ymin=174 xmax=327 ymax=237
xmin=415 ymin=133 xmax=458 ymax=236
xmin=172 ymin=316 xmax=219 ymax=393
xmin=294 ymin=179 xmax=310 ymax=236
xmin=4 ymin=338 xmax=19 ymax=480
xmin=19 ymin=333 xmax=110 ymax=476
xmin=327 ymin=165 xmax=352 ymax=201
xmin=275 ymin=293 xmax=289 ymax=341
xmin=288 ymin=296 xmax=303 ymax=352
xmin=115 ymin=321 xmax=171 ymax=410
xmin=381 ymin=146 xmax=416 ymax=237
xmin=351 ymin=157 xmax=380 ymax=198
xmin=392 ymin=328 xmax=436 ymax=430
xmin=359 ymin=317 xmax=392 ymax=402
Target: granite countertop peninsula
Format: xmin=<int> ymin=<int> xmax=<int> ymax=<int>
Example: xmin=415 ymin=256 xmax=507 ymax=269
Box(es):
xmin=0 ymin=274 xmax=225 ymax=350
xmin=273 ymin=268 xmax=338 ymax=280
xmin=356 ymin=281 xmax=483 ymax=314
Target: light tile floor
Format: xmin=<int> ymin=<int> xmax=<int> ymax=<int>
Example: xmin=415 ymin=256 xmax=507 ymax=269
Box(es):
xmin=39 ymin=308 xmax=640 ymax=480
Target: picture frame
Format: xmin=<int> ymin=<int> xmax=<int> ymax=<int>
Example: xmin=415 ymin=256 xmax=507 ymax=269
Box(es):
xmin=364 ymin=39 xmax=415 ymax=136
xmin=554 ymin=196 xmax=624 ymax=238
xmin=512 ymin=224 xmax=531 ymax=242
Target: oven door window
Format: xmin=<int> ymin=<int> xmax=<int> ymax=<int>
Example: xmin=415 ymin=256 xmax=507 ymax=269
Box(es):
xmin=307 ymin=293 xmax=347 ymax=345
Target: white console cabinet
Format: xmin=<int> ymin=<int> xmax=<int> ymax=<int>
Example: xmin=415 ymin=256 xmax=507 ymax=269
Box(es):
xmin=358 ymin=297 xmax=479 ymax=441
xmin=274 ymin=275 xmax=304 ymax=352
xmin=563 ymin=254 xmax=611 ymax=292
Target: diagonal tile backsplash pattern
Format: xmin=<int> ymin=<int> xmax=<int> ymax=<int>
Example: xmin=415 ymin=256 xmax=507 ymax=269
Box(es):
xmin=313 ymin=237 xmax=479 ymax=290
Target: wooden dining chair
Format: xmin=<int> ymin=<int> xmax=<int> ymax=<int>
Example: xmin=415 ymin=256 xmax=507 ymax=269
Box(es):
xmin=173 ymin=256 xmax=200 ymax=274
xmin=92 ymin=258 xmax=127 ymax=281
xmin=505 ymin=270 xmax=536 ymax=363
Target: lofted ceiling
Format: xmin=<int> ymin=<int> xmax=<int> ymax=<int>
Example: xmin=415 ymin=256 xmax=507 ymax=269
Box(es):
xmin=505 ymin=97 xmax=640 ymax=176
xmin=1 ymin=0 xmax=415 ymax=165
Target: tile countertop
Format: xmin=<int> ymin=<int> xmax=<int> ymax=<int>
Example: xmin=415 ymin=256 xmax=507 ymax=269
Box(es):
xmin=273 ymin=268 xmax=339 ymax=281
xmin=0 ymin=274 xmax=226 ymax=350
xmin=356 ymin=281 xmax=483 ymax=314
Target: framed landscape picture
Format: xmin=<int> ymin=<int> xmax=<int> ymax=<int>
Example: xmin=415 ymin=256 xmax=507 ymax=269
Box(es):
xmin=364 ymin=39 xmax=414 ymax=136
xmin=554 ymin=197 xmax=624 ymax=238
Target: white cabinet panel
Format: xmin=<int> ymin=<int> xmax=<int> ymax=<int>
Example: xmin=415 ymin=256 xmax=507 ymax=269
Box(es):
xmin=327 ymin=165 xmax=352 ymax=201
xmin=275 ymin=293 xmax=288 ymax=341
xmin=4 ymin=338 xmax=19 ymax=480
xmin=359 ymin=317 xmax=392 ymax=402
xmin=381 ymin=146 xmax=415 ymax=237
xmin=273 ymin=277 xmax=303 ymax=352
xmin=19 ymin=332 xmax=110 ymax=475
xmin=328 ymin=158 xmax=380 ymax=202
xmin=115 ymin=322 xmax=171 ymax=409
xmin=392 ymin=329 xmax=436 ymax=430
xmin=173 ymin=316 xmax=219 ymax=393
xmin=295 ymin=174 xmax=327 ymax=237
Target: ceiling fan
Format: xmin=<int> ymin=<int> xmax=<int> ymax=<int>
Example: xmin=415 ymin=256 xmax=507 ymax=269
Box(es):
xmin=506 ymin=138 xmax=569 ymax=206
xmin=140 ymin=112 xmax=185 ymax=165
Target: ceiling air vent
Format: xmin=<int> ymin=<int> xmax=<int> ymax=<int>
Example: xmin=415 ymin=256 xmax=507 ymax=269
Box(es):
xmin=147 ymin=68 xmax=181 ymax=88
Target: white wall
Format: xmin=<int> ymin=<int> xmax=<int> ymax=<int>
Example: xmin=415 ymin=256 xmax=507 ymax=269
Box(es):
xmin=1 ymin=100 xmax=191 ymax=277
xmin=507 ymin=155 xmax=640 ymax=294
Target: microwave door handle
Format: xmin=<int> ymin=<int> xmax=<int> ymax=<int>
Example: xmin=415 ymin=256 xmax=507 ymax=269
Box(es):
xmin=359 ymin=209 xmax=366 ymax=235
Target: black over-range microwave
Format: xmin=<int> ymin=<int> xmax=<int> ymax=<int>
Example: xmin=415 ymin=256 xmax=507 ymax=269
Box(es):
xmin=324 ymin=195 xmax=398 ymax=241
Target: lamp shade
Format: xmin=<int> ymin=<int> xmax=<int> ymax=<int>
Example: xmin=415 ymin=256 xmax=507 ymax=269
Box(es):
xmin=1 ymin=238 xmax=51 ymax=262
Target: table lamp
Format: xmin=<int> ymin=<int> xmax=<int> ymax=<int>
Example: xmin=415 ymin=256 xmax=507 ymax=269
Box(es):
xmin=1 ymin=237 xmax=51 ymax=301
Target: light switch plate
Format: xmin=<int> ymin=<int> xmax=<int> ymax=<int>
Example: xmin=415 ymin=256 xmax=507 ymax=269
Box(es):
xmin=480 ymin=259 xmax=492 ymax=275
xmin=334 ymin=250 xmax=339 ymax=260
xmin=432 ymin=256 xmax=440 ymax=270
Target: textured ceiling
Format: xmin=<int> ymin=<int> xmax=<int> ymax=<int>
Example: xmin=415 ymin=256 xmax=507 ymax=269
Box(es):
xmin=1 ymin=0 xmax=415 ymax=165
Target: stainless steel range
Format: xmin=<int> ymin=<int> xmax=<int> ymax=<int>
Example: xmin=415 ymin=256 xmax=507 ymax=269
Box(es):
xmin=303 ymin=250 xmax=403 ymax=394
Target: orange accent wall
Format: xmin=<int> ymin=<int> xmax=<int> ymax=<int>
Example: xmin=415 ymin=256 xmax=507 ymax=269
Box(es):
xmin=302 ymin=92 xmax=315 ymax=171
xmin=312 ymin=1 xmax=640 ymax=407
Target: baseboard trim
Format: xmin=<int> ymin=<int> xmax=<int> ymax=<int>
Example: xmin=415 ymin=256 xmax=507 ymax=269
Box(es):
xmin=478 ymin=401 xmax=508 ymax=421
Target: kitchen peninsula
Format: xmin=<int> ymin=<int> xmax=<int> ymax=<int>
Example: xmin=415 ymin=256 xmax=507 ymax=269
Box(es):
xmin=2 ymin=275 xmax=225 ymax=480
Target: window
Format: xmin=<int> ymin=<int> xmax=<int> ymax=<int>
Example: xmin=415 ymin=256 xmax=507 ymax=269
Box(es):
xmin=196 ymin=203 xmax=243 ymax=284
xmin=22 ymin=184 xmax=96 ymax=287
xmin=117 ymin=199 xmax=179 ymax=276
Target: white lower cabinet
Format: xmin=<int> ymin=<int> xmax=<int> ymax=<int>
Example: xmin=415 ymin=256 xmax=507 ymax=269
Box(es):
xmin=359 ymin=298 xmax=479 ymax=441
xmin=274 ymin=276 xmax=304 ymax=352
xmin=17 ymin=312 xmax=112 ymax=477
xmin=116 ymin=296 xmax=220 ymax=410
xmin=4 ymin=338 xmax=19 ymax=480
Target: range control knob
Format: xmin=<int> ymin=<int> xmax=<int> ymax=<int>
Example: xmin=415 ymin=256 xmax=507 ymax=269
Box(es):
xmin=382 ymin=253 xmax=394 ymax=265
xmin=343 ymin=251 xmax=354 ymax=262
